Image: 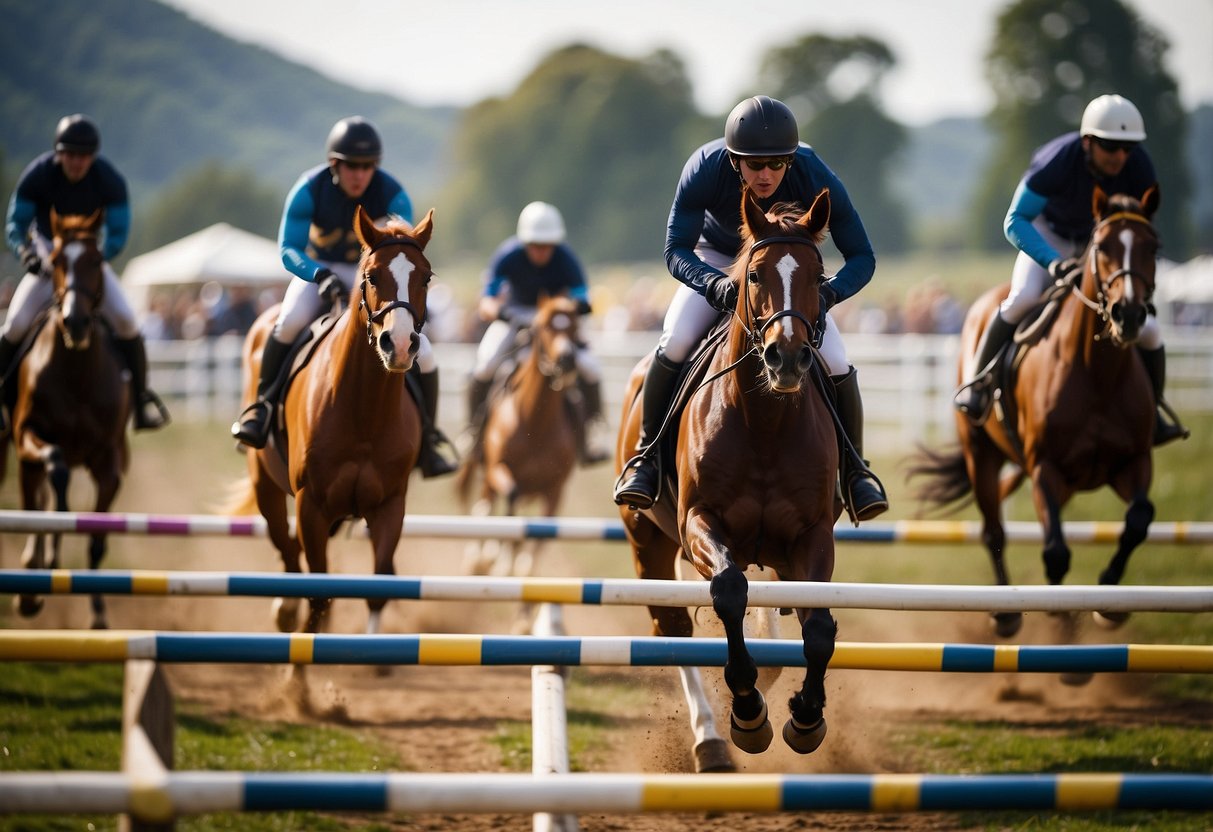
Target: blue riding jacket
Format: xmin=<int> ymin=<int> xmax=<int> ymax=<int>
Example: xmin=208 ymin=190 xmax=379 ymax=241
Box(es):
xmin=6 ymin=152 xmax=130 ymax=260
xmin=665 ymin=138 xmax=875 ymax=303
xmin=279 ymin=164 xmax=413 ymax=282
xmin=1004 ymin=132 xmax=1157 ymax=269
xmin=481 ymin=237 xmax=591 ymax=306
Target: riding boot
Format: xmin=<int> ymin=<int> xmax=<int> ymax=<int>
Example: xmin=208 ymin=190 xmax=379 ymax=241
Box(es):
xmin=232 ymin=337 xmax=291 ymax=449
xmin=413 ymin=366 xmax=460 ymax=478
xmin=1139 ymin=345 xmax=1190 ymax=447
xmin=0 ymin=336 xmax=20 ymax=437
xmin=116 ymin=335 xmax=170 ymax=431
xmin=833 ymin=367 xmax=889 ymax=523
xmin=613 ymin=349 xmax=682 ymax=509
xmin=954 ymin=310 xmax=1016 ymax=422
xmin=575 ymin=377 xmax=610 ymax=466
xmin=466 ymin=376 xmax=493 ymax=457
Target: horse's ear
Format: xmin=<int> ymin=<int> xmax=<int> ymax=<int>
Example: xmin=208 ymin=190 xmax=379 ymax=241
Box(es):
xmin=1140 ymin=184 xmax=1161 ymax=219
xmin=741 ymin=187 xmax=769 ymax=237
xmin=411 ymin=208 xmax=434 ymax=250
xmin=353 ymin=204 xmax=380 ymax=249
xmin=798 ymin=187 xmax=831 ymax=237
xmin=1092 ymin=185 xmax=1109 ymax=220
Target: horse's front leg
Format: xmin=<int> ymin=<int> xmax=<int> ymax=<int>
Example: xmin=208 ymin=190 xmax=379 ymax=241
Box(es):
xmin=251 ymin=456 xmax=302 ymax=632
xmin=685 ymin=510 xmax=770 ymax=754
xmin=15 ymin=456 xmax=49 ymax=618
xmin=363 ymin=493 xmax=406 ymax=636
xmin=784 ymin=607 xmax=836 ymax=754
xmin=1095 ymin=460 xmax=1155 ymax=628
xmin=85 ymin=457 xmax=123 ymax=630
xmin=1031 ymin=465 xmax=1071 ymax=585
xmin=294 ymin=490 xmax=334 ymax=634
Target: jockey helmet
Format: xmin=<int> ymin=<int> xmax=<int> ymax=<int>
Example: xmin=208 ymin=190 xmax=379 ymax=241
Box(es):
xmin=54 ymin=114 xmax=100 ymax=154
xmin=517 ymin=201 xmax=566 ymax=245
xmin=725 ymin=96 xmax=799 ymax=157
xmin=326 ymin=116 xmax=383 ymax=163
xmin=1080 ymin=95 xmax=1146 ymax=142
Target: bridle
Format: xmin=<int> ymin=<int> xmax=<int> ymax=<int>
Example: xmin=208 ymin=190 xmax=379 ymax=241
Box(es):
xmin=358 ymin=236 xmax=427 ymax=345
xmin=739 ymin=234 xmax=825 ymax=350
xmin=52 ymin=230 xmax=105 ymax=313
xmin=1072 ymin=211 xmax=1156 ymax=331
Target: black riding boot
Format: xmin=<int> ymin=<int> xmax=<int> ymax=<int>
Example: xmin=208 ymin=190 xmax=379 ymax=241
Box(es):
xmin=413 ymin=366 xmax=459 ymax=478
xmin=466 ymin=376 xmax=493 ymax=456
xmin=1139 ymin=346 xmax=1190 ymax=447
xmin=613 ymin=349 xmax=682 ymax=509
xmin=116 ymin=335 xmax=170 ymax=431
xmin=0 ymin=336 xmax=20 ymax=436
xmin=576 ymin=377 xmax=610 ymax=466
xmin=834 ymin=367 xmax=889 ymax=523
xmin=232 ymin=337 xmax=291 ymax=449
xmin=954 ymin=310 xmax=1016 ymax=422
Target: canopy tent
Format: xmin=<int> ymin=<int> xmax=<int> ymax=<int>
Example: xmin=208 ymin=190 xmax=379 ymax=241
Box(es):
xmin=122 ymin=223 xmax=287 ymax=314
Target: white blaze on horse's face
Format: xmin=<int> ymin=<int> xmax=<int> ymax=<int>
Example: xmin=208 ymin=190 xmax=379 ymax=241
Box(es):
xmin=775 ymin=253 xmax=798 ymax=339
xmin=1118 ymin=228 xmax=1136 ymax=303
xmin=384 ymin=251 xmax=418 ymax=356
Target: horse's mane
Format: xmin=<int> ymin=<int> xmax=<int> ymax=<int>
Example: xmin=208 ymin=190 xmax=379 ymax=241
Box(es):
xmin=729 ymin=201 xmax=826 ymax=280
xmin=380 ymin=215 xmax=417 ymax=237
xmin=1105 ymin=193 xmax=1144 ymax=215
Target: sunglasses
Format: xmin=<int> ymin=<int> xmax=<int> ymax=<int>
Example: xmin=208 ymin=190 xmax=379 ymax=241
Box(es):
xmin=342 ymin=160 xmax=377 ymax=171
xmin=1092 ymin=137 xmax=1137 ymax=154
xmin=743 ymin=156 xmax=792 ymax=171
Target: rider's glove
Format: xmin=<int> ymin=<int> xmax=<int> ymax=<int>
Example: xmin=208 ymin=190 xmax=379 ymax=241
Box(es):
xmin=1048 ymin=257 xmax=1083 ymax=283
xmin=704 ymin=274 xmax=738 ymax=313
xmin=575 ymin=298 xmax=592 ymax=316
xmin=818 ymin=281 xmax=839 ymax=314
xmin=316 ymin=269 xmax=347 ymax=307
xmin=19 ymin=246 xmax=45 ymax=277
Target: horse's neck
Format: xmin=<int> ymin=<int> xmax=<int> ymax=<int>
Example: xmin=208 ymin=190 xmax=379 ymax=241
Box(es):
xmin=1058 ymin=273 xmax=1131 ymax=379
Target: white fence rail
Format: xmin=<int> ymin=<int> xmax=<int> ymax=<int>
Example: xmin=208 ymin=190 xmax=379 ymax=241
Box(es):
xmin=147 ymin=332 xmax=1213 ymax=452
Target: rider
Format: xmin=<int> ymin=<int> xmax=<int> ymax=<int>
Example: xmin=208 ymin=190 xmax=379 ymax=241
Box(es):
xmin=954 ymin=93 xmax=1189 ymax=446
xmin=613 ymin=95 xmax=889 ymax=520
xmin=2 ymin=114 xmax=169 ymax=433
xmin=231 ymin=115 xmax=459 ymax=477
xmin=465 ymin=201 xmax=608 ymax=465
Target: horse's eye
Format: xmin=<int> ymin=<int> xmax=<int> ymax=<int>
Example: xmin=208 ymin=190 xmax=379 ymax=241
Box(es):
xmin=747 ymin=270 xmax=759 ymax=285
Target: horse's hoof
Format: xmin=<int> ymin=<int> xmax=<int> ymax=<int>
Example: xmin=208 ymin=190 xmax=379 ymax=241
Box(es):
xmin=374 ymin=664 xmax=392 ymax=678
xmin=693 ymin=738 xmax=735 ymax=773
xmin=730 ymin=702 xmax=773 ymax=755
xmin=15 ymin=594 xmax=43 ymax=618
xmin=990 ymin=611 xmax=1023 ymax=638
xmin=272 ymin=597 xmax=299 ymax=632
xmin=1060 ymin=672 xmax=1094 ymax=687
xmin=1092 ymin=610 xmax=1130 ymax=630
xmin=782 ymin=716 xmax=828 ymax=755
xmin=91 ymin=617 xmax=109 ymax=630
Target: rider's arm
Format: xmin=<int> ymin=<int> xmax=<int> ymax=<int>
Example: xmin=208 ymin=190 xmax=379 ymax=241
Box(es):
xmin=278 ymin=176 xmax=327 ymax=282
xmin=101 ymin=201 xmax=130 ymax=261
xmin=385 ymin=187 xmax=413 ymax=226
xmin=559 ymin=246 xmax=591 ymax=304
xmin=819 ymin=177 xmax=875 ymax=303
xmin=1004 ymin=180 xmax=1061 ymax=269
xmin=4 ymin=191 xmax=34 ymax=253
xmin=664 ymin=155 xmax=726 ymax=294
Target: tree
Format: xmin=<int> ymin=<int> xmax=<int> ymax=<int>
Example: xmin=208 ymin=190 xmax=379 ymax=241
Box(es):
xmin=435 ymin=44 xmax=711 ymax=264
xmin=757 ymin=34 xmax=910 ymax=253
xmin=972 ymin=0 xmax=1190 ymax=255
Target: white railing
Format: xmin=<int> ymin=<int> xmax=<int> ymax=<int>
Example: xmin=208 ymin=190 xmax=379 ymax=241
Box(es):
xmin=147 ymin=331 xmax=1213 ymax=452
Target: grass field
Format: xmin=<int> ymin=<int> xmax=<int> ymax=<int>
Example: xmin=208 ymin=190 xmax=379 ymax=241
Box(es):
xmin=1 ymin=410 xmax=1210 ymax=831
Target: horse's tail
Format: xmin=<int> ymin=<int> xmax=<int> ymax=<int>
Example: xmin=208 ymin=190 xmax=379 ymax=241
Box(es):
xmin=215 ymin=475 xmax=259 ymax=516
xmin=904 ymin=443 xmax=973 ymax=515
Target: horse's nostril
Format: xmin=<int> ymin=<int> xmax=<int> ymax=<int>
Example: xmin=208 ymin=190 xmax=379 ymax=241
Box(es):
xmin=762 ymin=342 xmax=782 ymax=371
xmin=379 ymin=331 xmax=394 ymax=355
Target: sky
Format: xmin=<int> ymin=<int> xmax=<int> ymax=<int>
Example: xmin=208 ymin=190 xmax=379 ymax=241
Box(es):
xmin=161 ymin=0 xmax=1212 ymax=125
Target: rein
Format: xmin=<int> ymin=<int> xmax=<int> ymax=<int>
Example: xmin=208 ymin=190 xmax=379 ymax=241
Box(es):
xmin=358 ymin=236 xmax=426 ymax=345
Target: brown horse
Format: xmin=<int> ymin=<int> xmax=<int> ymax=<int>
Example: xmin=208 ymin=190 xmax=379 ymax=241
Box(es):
xmin=234 ymin=205 xmax=435 ymax=635
xmin=616 ymin=190 xmax=841 ymax=772
xmin=8 ymin=210 xmax=130 ymax=629
xmin=456 ymin=294 xmax=583 ymax=582
xmin=911 ymin=187 xmax=1159 ymax=639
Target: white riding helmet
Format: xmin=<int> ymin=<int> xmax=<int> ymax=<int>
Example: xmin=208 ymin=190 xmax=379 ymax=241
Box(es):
xmin=517 ymin=201 xmax=566 ymax=245
xmin=1080 ymin=94 xmax=1146 ymax=141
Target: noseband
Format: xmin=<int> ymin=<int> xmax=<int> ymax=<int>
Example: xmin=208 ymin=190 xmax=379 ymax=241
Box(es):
xmin=359 ymin=236 xmax=427 ymax=345
xmin=1073 ymin=211 xmax=1156 ymax=332
xmin=740 ymin=235 xmax=824 ymax=347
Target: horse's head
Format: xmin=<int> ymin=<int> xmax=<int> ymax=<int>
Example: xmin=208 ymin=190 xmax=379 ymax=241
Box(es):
xmin=352 ymin=204 xmax=435 ymax=372
xmin=48 ymin=208 xmax=106 ymax=350
xmin=530 ymin=293 xmax=582 ymax=390
xmin=1086 ymin=185 xmax=1160 ymax=346
xmin=733 ymin=187 xmax=830 ymax=393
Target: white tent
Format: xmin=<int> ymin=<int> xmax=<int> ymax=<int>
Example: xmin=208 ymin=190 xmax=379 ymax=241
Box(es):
xmin=122 ymin=223 xmax=287 ymax=314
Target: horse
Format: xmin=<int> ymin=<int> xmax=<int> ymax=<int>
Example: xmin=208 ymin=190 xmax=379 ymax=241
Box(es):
xmin=8 ymin=209 xmax=130 ymax=629
xmin=233 ymin=205 xmax=435 ymax=636
xmin=456 ymin=294 xmax=583 ymax=586
xmin=909 ymin=187 xmax=1160 ymax=640
xmin=616 ymin=189 xmax=841 ymax=772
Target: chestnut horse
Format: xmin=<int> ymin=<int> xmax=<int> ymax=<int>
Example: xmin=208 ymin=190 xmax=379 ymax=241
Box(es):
xmin=910 ymin=188 xmax=1160 ymax=638
xmin=8 ymin=210 xmax=130 ymax=629
xmin=617 ymin=190 xmax=840 ymax=772
xmin=234 ymin=205 xmax=435 ymax=635
xmin=456 ymin=294 xmax=584 ymax=584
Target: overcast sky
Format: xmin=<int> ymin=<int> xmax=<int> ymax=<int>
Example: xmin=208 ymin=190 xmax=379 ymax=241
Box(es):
xmin=162 ymin=0 xmax=1212 ymax=125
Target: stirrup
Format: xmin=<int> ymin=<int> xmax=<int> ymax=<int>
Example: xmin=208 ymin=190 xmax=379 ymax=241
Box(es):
xmin=953 ymin=376 xmax=993 ymax=424
xmin=134 ymin=390 xmax=171 ymax=431
xmin=231 ymin=400 xmax=272 ymax=449
xmin=419 ymin=428 xmax=460 ymax=478
xmin=1153 ymin=403 xmax=1190 ymax=447
xmin=843 ymin=466 xmax=889 ymax=526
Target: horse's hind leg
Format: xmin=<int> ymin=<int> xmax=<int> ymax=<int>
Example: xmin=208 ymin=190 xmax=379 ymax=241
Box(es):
xmin=784 ymin=607 xmax=836 ymax=754
xmin=967 ymin=436 xmax=1019 ymax=636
